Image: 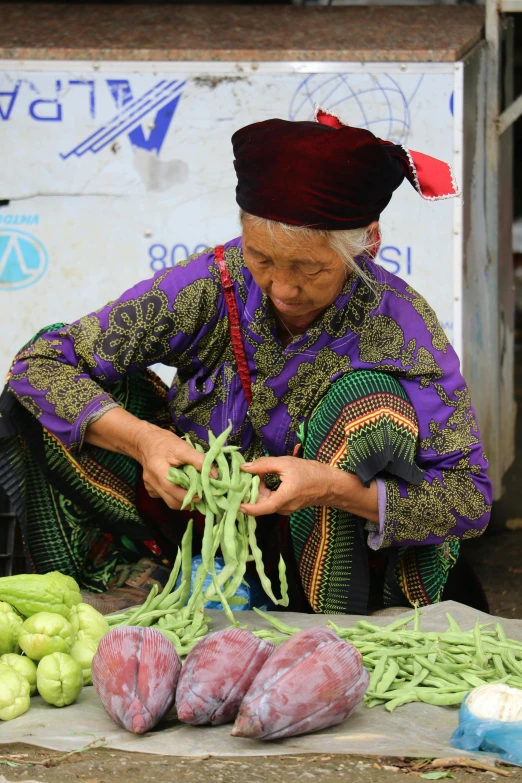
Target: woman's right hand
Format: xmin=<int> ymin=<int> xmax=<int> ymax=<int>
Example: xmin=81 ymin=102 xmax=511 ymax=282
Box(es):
xmin=85 ymin=407 xmax=209 ymax=510
xmin=135 ymin=423 xmax=208 ymax=509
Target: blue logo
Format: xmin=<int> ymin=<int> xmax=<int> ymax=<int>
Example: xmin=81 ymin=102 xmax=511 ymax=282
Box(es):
xmin=60 ymin=79 xmax=185 ymax=160
xmin=0 ymin=229 xmax=48 ymax=290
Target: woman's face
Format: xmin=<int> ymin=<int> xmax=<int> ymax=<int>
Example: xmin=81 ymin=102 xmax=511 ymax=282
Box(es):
xmin=242 ymin=220 xmax=348 ymax=330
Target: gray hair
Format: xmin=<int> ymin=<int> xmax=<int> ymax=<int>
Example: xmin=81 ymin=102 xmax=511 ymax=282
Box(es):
xmin=239 ymin=209 xmax=378 ymax=284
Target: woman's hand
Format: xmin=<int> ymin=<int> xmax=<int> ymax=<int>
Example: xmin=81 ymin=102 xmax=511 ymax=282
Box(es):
xmin=85 ymin=407 xmax=210 ymax=510
xmin=239 ymin=456 xmax=333 ymax=516
xmin=135 ymin=423 xmax=210 ymax=510
xmin=239 ymin=456 xmax=379 ymax=522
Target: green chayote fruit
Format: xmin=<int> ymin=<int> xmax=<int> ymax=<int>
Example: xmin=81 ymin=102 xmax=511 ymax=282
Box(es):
xmin=0 ymin=654 xmax=38 ymax=695
xmin=0 ymin=662 xmax=30 ymax=720
xmin=37 ymin=652 xmax=83 ymax=707
xmin=0 ymin=602 xmax=23 ymax=655
xmin=19 ymin=612 xmax=75 ymax=661
xmin=70 ymin=639 xmax=98 ymax=686
xmin=0 ymin=572 xmax=81 ymax=618
xmin=69 ymin=603 xmax=109 ymax=644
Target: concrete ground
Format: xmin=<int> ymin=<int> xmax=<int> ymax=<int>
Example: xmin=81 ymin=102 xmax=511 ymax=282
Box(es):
xmin=2 ymin=743 xmax=519 ymax=783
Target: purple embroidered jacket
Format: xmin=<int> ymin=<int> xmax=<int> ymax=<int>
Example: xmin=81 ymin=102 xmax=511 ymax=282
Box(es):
xmin=8 ymin=237 xmax=492 ymax=550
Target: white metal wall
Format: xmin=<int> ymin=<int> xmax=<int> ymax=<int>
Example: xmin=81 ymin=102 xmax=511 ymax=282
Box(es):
xmin=0 ymin=60 xmax=458 ymax=378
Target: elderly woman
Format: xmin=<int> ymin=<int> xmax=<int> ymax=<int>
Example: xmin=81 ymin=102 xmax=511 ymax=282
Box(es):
xmin=0 ymin=110 xmax=491 ymax=615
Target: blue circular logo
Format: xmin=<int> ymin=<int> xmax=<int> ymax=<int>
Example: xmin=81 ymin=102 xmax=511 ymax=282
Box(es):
xmin=0 ymin=228 xmax=48 ymax=290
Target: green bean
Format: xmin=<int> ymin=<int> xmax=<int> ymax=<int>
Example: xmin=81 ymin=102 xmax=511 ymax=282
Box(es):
xmin=149 ymin=549 xmax=182 ymax=611
xmin=407 ymin=666 xmax=429 ymax=688
xmin=214 ymin=444 xmax=231 ymax=485
xmin=187 ymin=507 xmax=217 ymax=613
xmin=458 ymin=671 xmax=488 ymax=688
xmin=176 ymin=520 xmax=194 ymax=608
xmin=201 ymin=423 xmax=233 ymax=514
xmin=222 ymin=453 xmax=244 ymax=563
xmin=157 ymin=628 xmax=181 ymax=647
xmin=369 ymin=654 xmax=388 ymax=693
xmin=413 ymin=606 xmax=421 ymax=632
xmin=376 ymin=660 xmax=400 ymax=695
xmin=278 ymin=555 xmax=290 ymax=608
xmin=158 ymin=580 xmax=189 ymax=610
xmin=446 ymin=613 xmax=462 ymax=634
xmin=493 ymin=654 xmax=508 ymax=678
xmin=415 ymin=689 xmax=469 ymax=706
xmin=166 ymin=467 xmax=191 ymax=489
xmin=181 ymin=464 xmax=200 ymax=510
xmin=126 ymin=583 xmax=159 ymax=626
xmin=247 ymin=514 xmax=281 ymax=605
xmin=365 ymin=697 xmax=386 ymax=709
xmin=227 ymin=595 xmax=249 ymax=606
xmin=414 ymin=656 xmax=464 ymax=686
xmin=210 ymin=478 xmax=244 ymax=493
xmin=473 ymin=619 xmax=489 ymax=668
xmin=181 ymin=605 xmax=205 ymax=644
xmin=253 ymin=607 xmax=301 ymax=635
xmin=210 ymin=567 xmax=238 ymax=627
xmin=386 ymin=691 xmax=419 ymax=712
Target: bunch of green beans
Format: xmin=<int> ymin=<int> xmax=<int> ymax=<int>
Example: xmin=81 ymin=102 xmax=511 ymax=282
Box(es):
xmin=249 ymin=607 xmax=522 ymax=712
xmin=165 ymin=424 xmax=289 ymax=612
xmin=107 ymin=424 xmax=289 ymax=656
xmin=106 ymin=521 xmax=211 ymax=656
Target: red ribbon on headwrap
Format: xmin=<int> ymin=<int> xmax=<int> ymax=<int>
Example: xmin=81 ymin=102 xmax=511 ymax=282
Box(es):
xmin=315 ymin=106 xmax=459 ymax=202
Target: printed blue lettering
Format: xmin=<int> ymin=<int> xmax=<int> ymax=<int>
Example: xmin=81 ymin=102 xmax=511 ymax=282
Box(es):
xmin=29 ymin=98 xmax=62 ymax=121
xmin=148 ymin=243 xmax=210 ymax=272
xmin=0 ymin=82 xmax=20 ymax=121
xmin=149 ymin=244 xmax=168 ymax=272
xmin=378 ymin=246 xmax=401 ymax=275
xmin=170 ymin=244 xmax=190 ymax=266
xmin=0 ymin=215 xmax=39 ymax=226
xmin=106 ymin=79 xmax=182 ymax=155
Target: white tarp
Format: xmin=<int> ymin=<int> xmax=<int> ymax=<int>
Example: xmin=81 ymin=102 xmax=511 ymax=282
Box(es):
xmin=0 ymin=601 xmax=515 ymax=760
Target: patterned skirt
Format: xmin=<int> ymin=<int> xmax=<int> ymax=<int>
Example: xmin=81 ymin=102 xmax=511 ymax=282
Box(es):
xmin=0 ymin=334 xmax=463 ymax=612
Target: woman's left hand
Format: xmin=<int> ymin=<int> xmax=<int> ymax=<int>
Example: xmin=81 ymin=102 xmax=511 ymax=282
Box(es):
xmin=239 ymin=456 xmax=333 ymax=517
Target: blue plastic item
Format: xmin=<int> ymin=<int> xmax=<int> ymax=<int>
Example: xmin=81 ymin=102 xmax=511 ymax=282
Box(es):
xmin=451 ymin=694 xmax=522 ymax=767
xmin=176 ymin=556 xmax=273 ymax=612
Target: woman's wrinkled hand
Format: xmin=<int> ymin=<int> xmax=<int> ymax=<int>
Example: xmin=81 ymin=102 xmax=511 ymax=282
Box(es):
xmin=135 ymin=423 xmax=209 ymax=510
xmin=239 ymin=456 xmax=333 ymax=517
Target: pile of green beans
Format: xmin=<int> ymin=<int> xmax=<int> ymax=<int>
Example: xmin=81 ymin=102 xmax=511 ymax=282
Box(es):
xmin=249 ymin=607 xmax=522 ymax=712
xmin=107 ymin=424 xmax=289 ymax=656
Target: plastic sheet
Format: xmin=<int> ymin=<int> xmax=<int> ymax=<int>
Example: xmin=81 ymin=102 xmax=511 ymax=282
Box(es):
xmin=3 ymin=601 xmax=522 ymax=759
xmin=452 ymin=697 xmax=522 ymax=766
xmin=177 ymin=556 xmax=272 ymax=611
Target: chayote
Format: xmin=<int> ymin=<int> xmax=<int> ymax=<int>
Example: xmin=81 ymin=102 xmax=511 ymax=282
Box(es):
xmin=69 ymin=603 xmax=109 ymax=644
xmin=0 ymin=572 xmax=81 ymax=619
xmin=0 ymin=602 xmax=23 ymax=655
xmin=37 ymin=652 xmax=83 ymax=707
xmin=19 ymin=612 xmax=75 ymax=661
xmin=0 ymin=653 xmax=38 ymax=695
xmin=70 ymin=639 xmax=98 ymax=686
xmin=0 ymin=662 xmax=30 ymax=720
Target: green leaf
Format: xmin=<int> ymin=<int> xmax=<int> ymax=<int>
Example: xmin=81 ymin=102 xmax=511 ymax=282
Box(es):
xmin=420 ymin=772 xmax=455 ymax=779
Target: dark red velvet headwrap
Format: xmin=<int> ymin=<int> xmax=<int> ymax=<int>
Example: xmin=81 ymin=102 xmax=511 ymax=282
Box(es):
xmin=232 ymin=107 xmax=459 ymax=230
